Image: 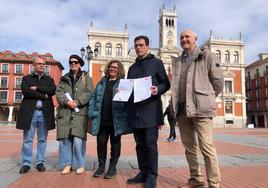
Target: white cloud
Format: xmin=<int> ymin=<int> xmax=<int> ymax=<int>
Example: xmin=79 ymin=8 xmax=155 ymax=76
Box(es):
xmin=0 ymin=0 xmax=267 ymax=70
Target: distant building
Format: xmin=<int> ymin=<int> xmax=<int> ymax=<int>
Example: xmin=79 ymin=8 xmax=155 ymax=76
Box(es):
xmin=203 ymin=31 xmax=247 ymax=127
xmin=245 ymin=53 xmax=268 ymax=128
xmin=0 ymin=51 xmax=64 ymax=122
xmin=87 ymin=4 xmax=246 ymax=127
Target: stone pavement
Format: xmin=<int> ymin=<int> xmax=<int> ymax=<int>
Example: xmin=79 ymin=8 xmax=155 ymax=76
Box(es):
xmin=0 ymin=125 xmax=268 ymax=188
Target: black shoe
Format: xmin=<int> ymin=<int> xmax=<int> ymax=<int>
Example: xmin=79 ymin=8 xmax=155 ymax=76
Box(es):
xmin=127 ymin=172 xmax=147 ymax=184
xmin=93 ymin=164 xmax=105 ymax=177
xmin=19 ymin=165 xmax=31 ymax=174
xmin=144 ymin=176 xmax=157 ymax=188
xmin=104 ymin=164 xmax=116 ymax=179
xmin=36 ymin=163 xmax=46 ymax=172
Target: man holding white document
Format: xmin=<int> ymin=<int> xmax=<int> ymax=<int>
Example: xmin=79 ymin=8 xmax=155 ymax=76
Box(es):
xmin=126 ymin=35 xmax=170 ymax=188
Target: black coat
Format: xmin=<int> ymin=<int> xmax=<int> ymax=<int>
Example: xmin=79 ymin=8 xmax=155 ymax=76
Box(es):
xmin=16 ymin=73 xmax=56 ymax=131
xmin=127 ymin=54 xmax=170 ymax=128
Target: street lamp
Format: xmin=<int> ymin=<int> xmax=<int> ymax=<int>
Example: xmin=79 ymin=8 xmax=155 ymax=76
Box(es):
xmin=80 ymin=45 xmax=98 ymax=73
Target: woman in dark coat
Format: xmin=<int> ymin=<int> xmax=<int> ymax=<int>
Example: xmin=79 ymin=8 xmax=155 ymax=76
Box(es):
xmin=88 ymin=60 xmax=131 ymax=179
xmin=163 ymin=103 xmax=177 ymax=142
xmin=56 ymin=54 xmax=94 ymax=175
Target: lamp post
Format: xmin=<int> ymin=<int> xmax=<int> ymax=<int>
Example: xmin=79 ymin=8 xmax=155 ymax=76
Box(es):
xmin=80 ymin=45 xmax=98 ymax=74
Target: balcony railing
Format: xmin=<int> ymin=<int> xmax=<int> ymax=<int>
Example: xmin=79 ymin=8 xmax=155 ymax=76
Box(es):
xmin=254 ymin=73 xmax=260 ymax=78
xmin=14 ymin=99 xmax=22 ymax=103
xmin=0 ymin=99 xmax=8 ymax=103
xmin=0 ymin=85 xmax=8 ymax=89
xmin=14 ymin=85 xmax=21 ymax=89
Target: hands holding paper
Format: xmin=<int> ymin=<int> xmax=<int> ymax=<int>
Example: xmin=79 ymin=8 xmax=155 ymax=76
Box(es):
xmin=67 ymin=100 xmax=78 ymax=109
xmin=113 ymin=76 xmax=156 ymax=103
xmin=150 ymin=86 xmax=158 ymax=95
xmin=65 ymin=92 xmax=79 ymax=113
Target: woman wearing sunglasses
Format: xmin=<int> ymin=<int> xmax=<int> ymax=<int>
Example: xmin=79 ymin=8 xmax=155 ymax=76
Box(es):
xmin=88 ymin=60 xmax=131 ymax=179
xmin=56 ymin=54 xmax=94 ymax=175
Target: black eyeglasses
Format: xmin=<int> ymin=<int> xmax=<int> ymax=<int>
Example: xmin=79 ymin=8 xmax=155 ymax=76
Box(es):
xmin=134 ymin=44 xmax=146 ymax=48
xmin=69 ymin=61 xmax=79 ymax=64
xmin=109 ymin=66 xmax=118 ymax=69
xmin=34 ymin=62 xmax=46 ymax=66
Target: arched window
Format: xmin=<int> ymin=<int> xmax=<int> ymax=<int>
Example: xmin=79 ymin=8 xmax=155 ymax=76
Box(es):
xmin=95 ymin=42 xmax=101 ymax=55
xmin=116 ymin=44 xmax=122 ymax=56
xmin=225 ymin=51 xmax=230 ymax=62
xmin=105 ymin=43 xmax=112 ymax=56
xmin=168 ymin=19 xmax=171 ymax=26
xmin=234 ymin=51 xmax=239 ymax=62
xmin=171 ymin=19 xmax=174 ymax=27
xmin=165 ymin=19 xmax=168 ymax=26
xmin=215 ymin=50 xmax=221 ymax=61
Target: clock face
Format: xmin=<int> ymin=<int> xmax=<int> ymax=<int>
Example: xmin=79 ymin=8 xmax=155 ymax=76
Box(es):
xmin=167 ymin=30 xmax=173 ymax=39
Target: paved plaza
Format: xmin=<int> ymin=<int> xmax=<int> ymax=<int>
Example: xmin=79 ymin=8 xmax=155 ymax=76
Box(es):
xmin=0 ymin=124 xmax=268 ymax=188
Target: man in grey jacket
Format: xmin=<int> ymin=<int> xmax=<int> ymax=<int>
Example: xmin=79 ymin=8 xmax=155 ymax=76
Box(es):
xmin=171 ymin=29 xmax=223 ymax=188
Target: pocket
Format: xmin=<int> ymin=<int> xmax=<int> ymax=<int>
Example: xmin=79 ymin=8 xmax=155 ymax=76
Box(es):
xmin=195 ymin=90 xmax=216 ymax=113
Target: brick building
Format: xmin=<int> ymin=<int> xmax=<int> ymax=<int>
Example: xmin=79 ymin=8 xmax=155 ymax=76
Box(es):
xmin=245 ymin=53 xmax=268 ymax=128
xmin=0 ymin=51 xmax=64 ymax=122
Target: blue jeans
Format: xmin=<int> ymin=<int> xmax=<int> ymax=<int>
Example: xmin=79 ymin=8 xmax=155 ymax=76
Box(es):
xmin=59 ymin=136 xmax=86 ymax=169
xmin=21 ymin=110 xmax=48 ymax=166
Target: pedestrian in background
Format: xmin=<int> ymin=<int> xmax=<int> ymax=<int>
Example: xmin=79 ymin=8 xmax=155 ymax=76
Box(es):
xmin=163 ymin=102 xmax=176 ymax=142
xmin=56 ymin=54 xmax=93 ymax=175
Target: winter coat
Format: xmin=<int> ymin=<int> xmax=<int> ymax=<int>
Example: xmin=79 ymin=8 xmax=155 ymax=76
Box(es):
xmin=88 ymin=76 xmax=132 ymax=136
xmin=127 ymin=54 xmax=170 ymax=128
xmin=170 ymin=47 xmax=224 ymax=117
xmin=56 ymin=70 xmax=94 ymax=140
xmin=16 ymin=73 xmax=56 ymax=131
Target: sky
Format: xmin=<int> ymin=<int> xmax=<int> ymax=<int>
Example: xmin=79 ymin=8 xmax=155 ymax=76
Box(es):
xmin=0 ymin=0 xmax=267 ymax=71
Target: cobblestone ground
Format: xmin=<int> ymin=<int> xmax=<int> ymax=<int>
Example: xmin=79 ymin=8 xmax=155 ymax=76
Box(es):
xmin=0 ymin=125 xmax=268 ymax=188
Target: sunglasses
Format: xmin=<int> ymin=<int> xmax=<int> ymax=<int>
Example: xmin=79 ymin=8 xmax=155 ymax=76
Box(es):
xmin=69 ymin=61 xmax=79 ymax=64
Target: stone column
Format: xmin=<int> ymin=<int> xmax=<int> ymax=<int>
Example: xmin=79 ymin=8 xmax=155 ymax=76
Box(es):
xmin=264 ymin=113 xmax=268 ymax=128
xmin=8 ymin=106 xmax=14 ymax=122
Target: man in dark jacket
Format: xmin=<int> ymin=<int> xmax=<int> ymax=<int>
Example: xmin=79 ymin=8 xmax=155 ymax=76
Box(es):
xmin=126 ymin=35 xmax=170 ymax=188
xmin=16 ymin=57 xmax=56 ymax=174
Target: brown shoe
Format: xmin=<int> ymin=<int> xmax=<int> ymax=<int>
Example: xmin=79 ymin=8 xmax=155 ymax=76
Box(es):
xmin=179 ymin=179 xmax=204 ymax=188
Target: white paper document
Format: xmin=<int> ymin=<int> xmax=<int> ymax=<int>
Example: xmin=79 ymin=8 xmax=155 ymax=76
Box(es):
xmin=113 ymin=79 xmax=134 ymax=102
xmin=134 ymin=76 xmax=152 ymax=103
xmin=64 ymin=92 xmax=79 ymax=113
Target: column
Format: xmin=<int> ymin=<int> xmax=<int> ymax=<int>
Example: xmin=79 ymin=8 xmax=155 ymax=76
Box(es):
xmin=264 ymin=114 xmax=268 ymax=128
xmin=8 ymin=106 xmax=14 ymax=122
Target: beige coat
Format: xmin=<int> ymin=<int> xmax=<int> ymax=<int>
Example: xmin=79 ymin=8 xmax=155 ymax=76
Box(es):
xmin=171 ymin=47 xmax=224 ymax=117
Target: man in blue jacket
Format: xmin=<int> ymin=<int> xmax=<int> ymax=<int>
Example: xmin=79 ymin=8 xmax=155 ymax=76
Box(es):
xmin=126 ymin=35 xmax=170 ymax=188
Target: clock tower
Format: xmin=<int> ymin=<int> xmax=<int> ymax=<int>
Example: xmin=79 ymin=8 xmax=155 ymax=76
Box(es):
xmin=159 ymin=4 xmax=178 ymax=50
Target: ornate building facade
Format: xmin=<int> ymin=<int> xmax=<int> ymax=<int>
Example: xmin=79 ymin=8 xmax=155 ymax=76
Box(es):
xmin=87 ymin=5 xmax=246 ymax=127
xmin=0 ymin=51 xmax=64 ymax=123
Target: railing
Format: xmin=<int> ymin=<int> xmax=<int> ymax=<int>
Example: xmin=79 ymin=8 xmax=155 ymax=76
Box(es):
xmin=0 ymin=86 xmax=8 ymax=89
xmin=0 ymin=121 xmax=16 ymax=126
xmin=14 ymin=99 xmax=22 ymax=103
xmin=0 ymin=99 xmax=8 ymax=103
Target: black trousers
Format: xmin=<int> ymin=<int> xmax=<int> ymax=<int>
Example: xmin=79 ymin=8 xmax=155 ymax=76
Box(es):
xmin=133 ymin=127 xmax=159 ymax=178
xmin=168 ymin=119 xmax=176 ymax=138
xmin=97 ymin=126 xmax=121 ymax=165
